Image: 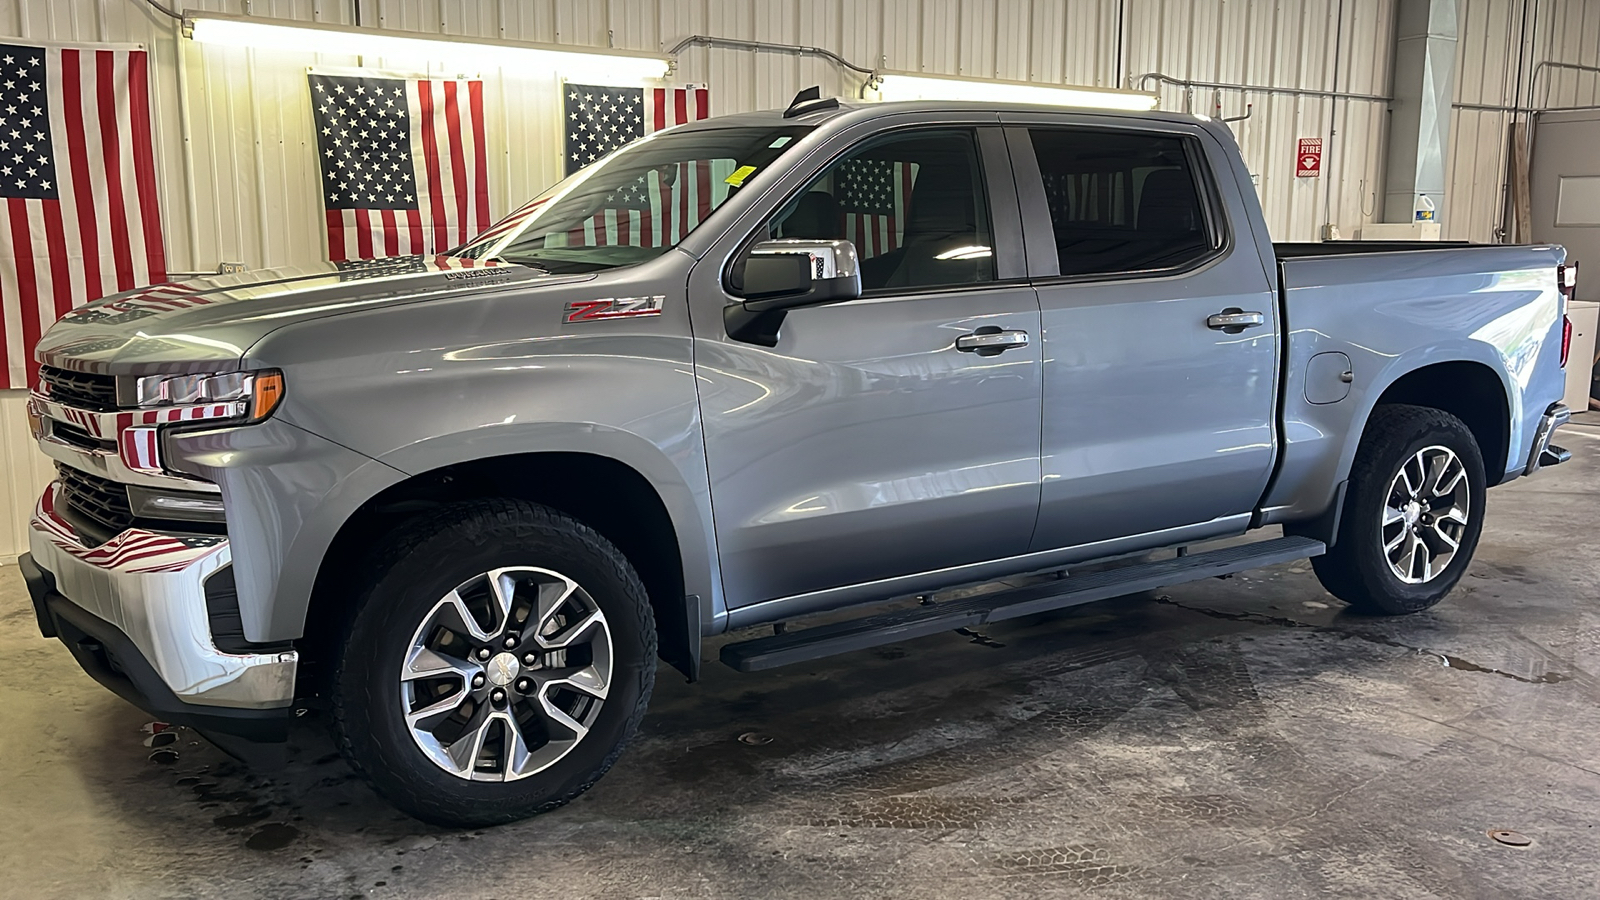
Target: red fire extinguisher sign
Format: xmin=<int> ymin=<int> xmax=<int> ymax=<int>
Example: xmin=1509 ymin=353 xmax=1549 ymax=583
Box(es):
xmin=1297 ymin=138 xmax=1323 ymax=177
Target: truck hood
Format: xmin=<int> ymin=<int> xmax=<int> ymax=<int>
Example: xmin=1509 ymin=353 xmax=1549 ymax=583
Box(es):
xmin=34 ymin=255 xmax=580 ymax=375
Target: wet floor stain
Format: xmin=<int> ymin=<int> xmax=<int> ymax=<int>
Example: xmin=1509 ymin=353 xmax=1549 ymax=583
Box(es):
xmin=245 ymin=823 xmax=302 ymax=851
xmin=1153 ymin=594 xmax=1576 ymax=685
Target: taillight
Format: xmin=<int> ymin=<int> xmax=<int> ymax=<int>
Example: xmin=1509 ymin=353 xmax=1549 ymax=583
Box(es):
xmin=1561 ymin=315 xmax=1572 ymax=368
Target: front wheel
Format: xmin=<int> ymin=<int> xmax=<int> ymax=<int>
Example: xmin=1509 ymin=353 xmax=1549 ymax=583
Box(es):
xmin=331 ymin=499 xmax=656 ymax=827
xmin=1312 ymin=405 xmax=1487 ymax=615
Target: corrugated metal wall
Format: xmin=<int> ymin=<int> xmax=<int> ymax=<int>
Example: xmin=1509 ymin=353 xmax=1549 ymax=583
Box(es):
xmin=1 ymin=0 xmax=1595 ymax=559
xmin=1449 ymin=0 xmax=1600 ymax=241
xmin=1123 ymin=0 xmax=1395 ymax=241
xmin=1 ymin=0 xmax=1589 ymax=270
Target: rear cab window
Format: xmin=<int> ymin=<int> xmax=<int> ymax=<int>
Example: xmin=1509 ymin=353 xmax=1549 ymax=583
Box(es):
xmin=1026 ymin=128 xmax=1223 ymax=278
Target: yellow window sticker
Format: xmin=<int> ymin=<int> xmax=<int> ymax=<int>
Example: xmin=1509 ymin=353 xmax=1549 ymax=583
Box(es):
xmin=725 ymin=165 xmax=758 ymax=187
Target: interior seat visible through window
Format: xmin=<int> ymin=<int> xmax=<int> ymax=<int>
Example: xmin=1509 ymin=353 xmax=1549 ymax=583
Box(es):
xmin=766 ymin=130 xmax=995 ymax=292
xmin=1027 ymin=128 xmax=1218 ymax=278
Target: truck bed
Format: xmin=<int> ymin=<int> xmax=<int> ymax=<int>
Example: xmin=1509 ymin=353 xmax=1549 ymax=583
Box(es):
xmin=1262 ymin=241 xmax=1568 ymax=526
xmin=1273 ymin=241 xmax=1473 ymax=259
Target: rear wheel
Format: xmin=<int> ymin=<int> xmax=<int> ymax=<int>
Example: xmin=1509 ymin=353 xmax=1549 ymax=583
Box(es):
xmin=1312 ymin=405 xmax=1487 ymax=615
xmin=331 ymin=499 xmax=656 ymax=827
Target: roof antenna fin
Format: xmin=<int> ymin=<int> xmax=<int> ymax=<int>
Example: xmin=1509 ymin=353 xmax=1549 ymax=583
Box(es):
xmin=784 ymin=86 xmax=840 ymax=118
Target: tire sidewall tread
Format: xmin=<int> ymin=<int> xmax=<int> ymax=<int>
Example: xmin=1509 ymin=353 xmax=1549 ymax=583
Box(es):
xmin=329 ymin=498 xmax=656 ymax=827
xmin=1313 ymin=404 xmax=1487 ymax=615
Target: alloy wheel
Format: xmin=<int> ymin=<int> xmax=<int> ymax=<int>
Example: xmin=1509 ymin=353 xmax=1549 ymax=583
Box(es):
xmin=400 ymin=566 xmax=613 ymax=781
xmin=1381 ymin=445 xmax=1471 ymax=585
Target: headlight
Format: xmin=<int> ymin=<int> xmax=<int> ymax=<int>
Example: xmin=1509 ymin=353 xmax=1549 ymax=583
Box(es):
xmin=133 ymin=369 xmax=286 ymax=423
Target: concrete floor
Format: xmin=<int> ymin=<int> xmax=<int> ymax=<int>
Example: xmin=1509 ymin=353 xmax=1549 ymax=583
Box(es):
xmin=3 ymin=417 xmax=1598 ymax=899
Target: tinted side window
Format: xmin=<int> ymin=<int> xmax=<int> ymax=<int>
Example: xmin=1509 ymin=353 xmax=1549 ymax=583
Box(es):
xmin=1027 ymin=129 xmax=1217 ymax=277
xmin=769 ymin=130 xmax=995 ymax=291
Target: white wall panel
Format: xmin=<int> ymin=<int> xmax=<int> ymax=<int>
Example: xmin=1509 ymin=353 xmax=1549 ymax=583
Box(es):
xmin=1122 ymin=0 xmax=1394 ymax=241
xmin=1446 ymin=0 xmax=1600 ymax=243
xmin=0 ymin=0 xmax=1586 ymax=264
xmin=1 ymin=391 xmax=53 ymax=563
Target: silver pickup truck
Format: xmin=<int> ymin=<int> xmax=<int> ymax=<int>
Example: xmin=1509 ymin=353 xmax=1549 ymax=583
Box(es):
xmin=20 ymin=93 xmax=1577 ymax=826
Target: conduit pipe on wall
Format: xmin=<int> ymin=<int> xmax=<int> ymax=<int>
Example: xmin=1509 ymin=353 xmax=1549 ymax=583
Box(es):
xmin=665 ymin=35 xmax=876 ymax=80
xmin=1458 ymin=62 xmax=1600 ymax=113
xmin=1131 ymin=72 xmax=1391 ymax=106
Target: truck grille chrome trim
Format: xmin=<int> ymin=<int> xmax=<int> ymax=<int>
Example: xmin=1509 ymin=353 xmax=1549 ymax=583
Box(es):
xmin=56 ymin=463 xmax=137 ymax=539
xmin=35 ymin=482 xmax=223 ymax=572
xmin=38 ymin=365 xmax=119 ymax=411
xmin=28 ymin=391 xmax=239 ymax=491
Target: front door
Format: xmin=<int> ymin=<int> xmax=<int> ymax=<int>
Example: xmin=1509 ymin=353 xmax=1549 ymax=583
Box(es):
xmin=1006 ymin=122 xmax=1280 ymax=551
xmin=691 ymin=127 xmax=1043 ymax=607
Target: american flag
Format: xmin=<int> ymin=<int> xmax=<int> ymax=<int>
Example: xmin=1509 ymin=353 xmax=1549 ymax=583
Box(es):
xmin=838 ymin=159 xmax=918 ymax=258
xmin=0 ymin=42 xmax=166 ymax=390
xmin=310 ymin=71 xmax=491 ymax=262
xmin=557 ymin=84 xmax=723 ymax=248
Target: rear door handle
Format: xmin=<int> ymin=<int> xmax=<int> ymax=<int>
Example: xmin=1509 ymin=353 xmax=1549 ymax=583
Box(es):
xmin=956 ymin=328 xmax=1030 ymax=356
xmin=1206 ymin=308 xmax=1266 ymax=333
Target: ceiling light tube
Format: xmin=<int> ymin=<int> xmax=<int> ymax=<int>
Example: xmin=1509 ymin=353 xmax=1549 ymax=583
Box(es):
xmin=184 ymin=11 xmax=671 ymax=82
xmin=873 ymin=72 xmax=1158 ymax=111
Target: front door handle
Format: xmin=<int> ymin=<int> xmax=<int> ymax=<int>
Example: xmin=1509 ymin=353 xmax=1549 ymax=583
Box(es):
xmin=1206 ymin=308 xmax=1266 ymax=334
xmin=956 ymin=327 xmax=1030 ymax=356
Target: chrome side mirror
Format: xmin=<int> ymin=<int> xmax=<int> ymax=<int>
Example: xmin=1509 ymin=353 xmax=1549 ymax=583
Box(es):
xmin=726 ymin=239 xmax=863 ymax=346
xmin=741 ymin=239 xmax=861 ymax=301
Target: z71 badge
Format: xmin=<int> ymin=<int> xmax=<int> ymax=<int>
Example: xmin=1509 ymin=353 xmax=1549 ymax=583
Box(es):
xmin=563 ymin=295 xmax=666 ymax=323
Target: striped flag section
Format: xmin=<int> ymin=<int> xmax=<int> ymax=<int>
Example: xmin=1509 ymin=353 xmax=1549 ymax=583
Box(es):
xmin=311 ymin=70 xmax=491 ymax=262
xmin=0 ymin=41 xmax=166 ymax=390
xmin=839 ymin=160 xmax=918 ymax=259
xmin=556 ymin=85 xmax=724 ymax=249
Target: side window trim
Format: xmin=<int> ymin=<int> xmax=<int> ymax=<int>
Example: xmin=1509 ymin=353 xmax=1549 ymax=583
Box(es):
xmin=1004 ymin=126 xmax=1059 ymax=279
xmin=1006 ymin=123 xmax=1232 ymax=284
xmin=977 ymin=127 xmax=1027 ymax=282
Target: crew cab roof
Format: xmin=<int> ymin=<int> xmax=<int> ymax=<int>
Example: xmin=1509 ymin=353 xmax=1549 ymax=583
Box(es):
xmin=667 ymin=99 xmax=1210 ymax=132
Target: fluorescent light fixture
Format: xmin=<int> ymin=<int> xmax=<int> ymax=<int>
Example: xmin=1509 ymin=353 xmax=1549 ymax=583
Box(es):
xmin=185 ymin=12 xmax=671 ymax=82
xmin=873 ymin=72 xmax=1158 ymax=111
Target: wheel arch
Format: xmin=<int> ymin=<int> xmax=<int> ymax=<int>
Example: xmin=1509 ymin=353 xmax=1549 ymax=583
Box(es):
xmin=1274 ymin=348 xmax=1514 ymax=542
xmin=1366 ymin=359 xmax=1510 ymax=482
xmin=299 ymin=450 xmax=706 ymax=693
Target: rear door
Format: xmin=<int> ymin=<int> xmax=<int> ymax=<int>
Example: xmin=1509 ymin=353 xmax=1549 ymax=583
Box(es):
xmin=688 ymin=125 xmax=1043 ymax=608
xmin=1005 ymin=119 xmax=1280 ymax=551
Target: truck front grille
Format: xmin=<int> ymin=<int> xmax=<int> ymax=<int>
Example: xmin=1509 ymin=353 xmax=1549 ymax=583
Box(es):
xmin=50 ymin=420 xmax=118 ymax=453
xmin=40 ymin=365 xmax=119 ymax=411
xmin=56 ymin=463 xmax=134 ymax=538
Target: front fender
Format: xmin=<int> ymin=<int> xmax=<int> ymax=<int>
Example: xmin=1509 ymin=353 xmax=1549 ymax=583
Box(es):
xmin=377 ymin=420 xmax=721 ymax=634
xmin=168 ymin=418 xmax=409 ymax=643
xmin=233 ymin=251 xmax=723 ymax=638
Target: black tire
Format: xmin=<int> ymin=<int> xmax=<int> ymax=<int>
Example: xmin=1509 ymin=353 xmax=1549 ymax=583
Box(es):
xmin=330 ymin=498 xmax=656 ymax=827
xmin=1312 ymin=404 xmax=1487 ymax=615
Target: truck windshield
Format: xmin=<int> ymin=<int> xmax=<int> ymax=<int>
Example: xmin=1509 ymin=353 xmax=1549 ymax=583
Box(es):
xmin=454 ymin=124 xmax=815 ymax=273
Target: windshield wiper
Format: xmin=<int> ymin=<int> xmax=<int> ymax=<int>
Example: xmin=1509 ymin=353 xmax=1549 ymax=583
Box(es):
xmin=482 ymin=255 xmax=550 ymax=274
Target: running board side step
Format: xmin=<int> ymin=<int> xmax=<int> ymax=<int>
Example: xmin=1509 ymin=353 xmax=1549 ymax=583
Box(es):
xmin=720 ymin=535 xmax=1326 ymax=672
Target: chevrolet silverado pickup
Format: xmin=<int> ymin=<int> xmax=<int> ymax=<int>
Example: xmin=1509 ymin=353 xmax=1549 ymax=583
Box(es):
xmin=20 ymin=93 xmax=1577 ymax=826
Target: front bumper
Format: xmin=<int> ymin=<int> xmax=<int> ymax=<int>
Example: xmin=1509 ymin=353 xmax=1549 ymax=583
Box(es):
xmin=25 ymin=483 xmax=297 ymax=762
